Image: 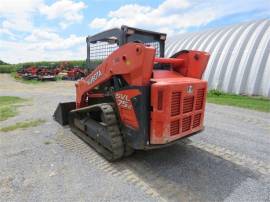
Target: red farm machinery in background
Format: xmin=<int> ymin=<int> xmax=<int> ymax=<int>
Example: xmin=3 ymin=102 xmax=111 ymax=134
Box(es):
xmin=16 ymin=62 xmax=86 ymax=81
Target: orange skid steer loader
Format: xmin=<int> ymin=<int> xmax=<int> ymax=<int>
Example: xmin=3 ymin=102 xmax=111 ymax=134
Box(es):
xmin=54 ymin=25 xmax=210 ymax=161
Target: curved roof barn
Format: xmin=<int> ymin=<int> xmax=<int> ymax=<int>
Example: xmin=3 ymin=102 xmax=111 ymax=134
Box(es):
xmin=166 ymin=19 xmax=270 ymax=97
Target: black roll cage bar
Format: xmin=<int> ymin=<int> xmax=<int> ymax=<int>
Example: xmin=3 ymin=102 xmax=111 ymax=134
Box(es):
xmin=86 ymin=25 xmax=166 ymax=69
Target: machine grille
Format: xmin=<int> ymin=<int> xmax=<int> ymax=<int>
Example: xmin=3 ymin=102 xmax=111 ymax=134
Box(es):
xmin=157 ymin=91 xmax=163 ymax=110
xmin=170 ymin=120 xmax=180 ymax=136
xmin=168 ymin=88 xmax=205 ymax=136
xmin=183 ymin=96 xmax=194 ymax=114
xmin=182 ymin=116 xmax=192 ymax=132
xmin=195 ymin=89 xmax=205 ymax=110
xmin=193 ymin=113 xmax=201 ymax=128
xmin=171 ymin=92 xmax=181 ymax=116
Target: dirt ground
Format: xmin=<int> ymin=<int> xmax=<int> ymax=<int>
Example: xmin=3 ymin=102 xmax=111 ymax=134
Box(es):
xmin=0 ymin=74 xmax=270 ymax=202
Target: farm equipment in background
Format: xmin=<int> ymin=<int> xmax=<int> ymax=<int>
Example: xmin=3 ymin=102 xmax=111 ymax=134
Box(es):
xmin=55 ymin=62 xmax=71 ymax=79
xmin=16 ymin=62 xmax=87 ymax=81
xmin=54 ymin=25 xmax=210 ymax=161
xmin=17 ymin=65 xmax=39 ymax=80
xmin=37 ymin=66 xmax=57 ymax=81
xmin=16 ymin=65 xmax=57 ymax=81
xmin=62 ymin=66 xmax=86 ymax=80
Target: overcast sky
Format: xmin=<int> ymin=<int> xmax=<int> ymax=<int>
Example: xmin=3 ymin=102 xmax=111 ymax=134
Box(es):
xmin=0 ymin=0 xmax=269 ymax=63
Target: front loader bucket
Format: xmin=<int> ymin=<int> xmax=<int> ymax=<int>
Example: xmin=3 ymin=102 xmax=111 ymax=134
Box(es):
xmin=53 ymin=102 xmax=76 ymax=125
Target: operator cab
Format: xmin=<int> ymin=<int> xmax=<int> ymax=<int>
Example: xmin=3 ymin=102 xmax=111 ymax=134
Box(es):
xmin=86 ymin=25 xmax=166 ymax=70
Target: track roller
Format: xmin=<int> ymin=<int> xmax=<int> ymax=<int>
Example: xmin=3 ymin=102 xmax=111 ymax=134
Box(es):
xmin=69 ymin=103 xmax=125 ymax=161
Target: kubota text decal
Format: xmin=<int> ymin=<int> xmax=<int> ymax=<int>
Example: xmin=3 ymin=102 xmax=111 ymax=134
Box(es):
xmin=88 ymin=70 xmax=102 ymax=84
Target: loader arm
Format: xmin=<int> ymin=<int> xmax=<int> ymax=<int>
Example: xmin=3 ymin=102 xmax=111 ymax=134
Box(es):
xmin=76 ymin=43 xmax=156 ymax=108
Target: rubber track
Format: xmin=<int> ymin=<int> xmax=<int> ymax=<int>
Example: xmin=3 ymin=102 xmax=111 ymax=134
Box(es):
xmin=100 ymin=104 xmax=124 ymax=160
xmin=70 ymin=103 xmax=124 ymax=161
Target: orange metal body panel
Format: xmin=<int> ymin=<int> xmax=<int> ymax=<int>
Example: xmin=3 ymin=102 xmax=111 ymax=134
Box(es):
xmin=149 ymin=50 xmax=209 ymax=144
xmin=150 ymin=70 xmax=207 ymax=144
xmin=114 ymin=89 xmax=141 ymax=129
xmin=75 ymin=43 xmax=155 ymax=108
xmin=172 ymin=51 xmax=209 ymax=79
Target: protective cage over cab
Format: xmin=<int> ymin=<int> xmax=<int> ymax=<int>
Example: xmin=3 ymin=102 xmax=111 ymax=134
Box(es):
xmin=86 ymin=25 xmax=166 ymax=70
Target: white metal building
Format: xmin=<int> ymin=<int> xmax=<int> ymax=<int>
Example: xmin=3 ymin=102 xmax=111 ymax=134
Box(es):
xmin=166 ymin=19 xmax=270 ymax=97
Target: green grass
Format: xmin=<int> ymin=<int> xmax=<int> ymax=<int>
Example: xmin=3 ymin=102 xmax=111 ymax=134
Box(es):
xmin=12 ymin=75 xmax=62 ymax=84
xmin=0 ymin=119 xmax=46 ymax=132
xmin=0 ymin=96 xmax=27 ymax=121
xmin=207 ymin=90 xmax=270 ymax=112
xmin=0 ymin=64 xmax=19 ymax=73
xmin=11 ymin=69 xmax=68 ymax=84
xmin=0 ymin=96 xmax=26 ymax=106
xmin=11 ymin=72 xmax=43 ymax=84
xmin=0 ymin=107 xmax=18 ymax=121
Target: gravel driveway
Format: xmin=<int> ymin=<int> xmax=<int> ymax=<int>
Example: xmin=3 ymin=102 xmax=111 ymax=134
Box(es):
xmin=0 ymin=74 xmax=269 ymax=202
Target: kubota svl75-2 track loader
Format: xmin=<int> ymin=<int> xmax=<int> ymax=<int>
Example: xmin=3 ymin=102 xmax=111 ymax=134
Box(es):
xmin=54 ymin=25 xmax=210 ymax=161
